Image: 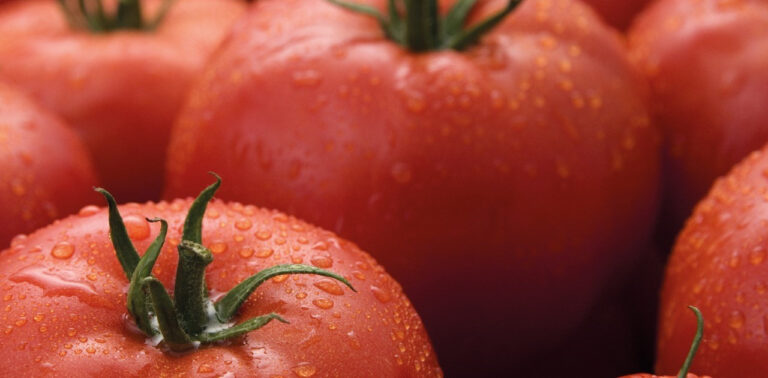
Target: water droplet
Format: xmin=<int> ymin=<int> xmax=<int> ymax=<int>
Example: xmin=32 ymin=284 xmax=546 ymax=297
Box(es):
xmin=78 ymin=205 xmax=100 ymax=217
xmin=729 ymin=311 xmax=745 ymax=329
xmin=33 ymin=314 xmax=44 ymax=322
xmin=750 ymin=247 xmax=766 ymax=265
xmin=51 ymin=242 xmax=74 ymax=259
xmin=255 ymin=248 xmax=274 ymax=258
xmin=391 ymin=163 xmax=412 ymax=184
xmin=292 ymin=363 xmax=317 ymax=377
xmin=272 ymin=275 xmax=288 ymax=283
xmin=86 ymin=346 xmax=96 ymax=354
xmin=15 ymin=318 xmax=26 ymax=327
xmin=10 ymin=179 xmax=26 ymax=196
xmin=123 ymin=215 xmax=150 ymax=241
xmin=238 ymin=248 xmax=254 ymax=258
xmin=292 ymin=70 xmax=322 ymax=87
xmin=255 ymin=230 xmax=272 ymax=241
xmin=312 ymin=298 xmax=334 ymax=309
xmin=310 ymin=255 xmax=333 ymax=268
xmin=296 ymin=292 xmax=307 ymax=299
xmin=371 ymin=286 xmax=391 ymax=303
xmin=86 ymin=273 xmax=98 ymax=281
xmin=38 ymin=325 xmax=47 ymax=333
xmin=197 ymin=364 xmax=214 ymax=373
xmin=235 ymin=219 xmax=252 ymax=231
xmin=314 ymin=280 xmax=344 ymax=295
xmin=210 ymin=241 xmax=228 ymax=254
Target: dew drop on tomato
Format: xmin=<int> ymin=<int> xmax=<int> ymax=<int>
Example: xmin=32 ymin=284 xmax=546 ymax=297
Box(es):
xmin=51 ymin=242 xmax=74 ymax=259
xmin=312 ymin=298 xmax=334 ymax=309
xmin=313 ymin=280 xmax=343 ymax=296
xmin=370 ymin=286 xmax=391 ymax=303
xmin=292 ymin=363 xmax=317 ymax=377
xmin=78 ymin=205 xmax=100 ymax=217
xmin=122 ymin=215 xmax=150 ymax=241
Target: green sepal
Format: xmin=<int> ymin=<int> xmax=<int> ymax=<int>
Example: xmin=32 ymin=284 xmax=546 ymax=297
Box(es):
xmin=182 ymin=173 xmax=221 ymax=244
xmin=57 ymin=0 xmax=174 ymax=32
xmin=215 ymin=264 xmax=356 ymax=322
xmin=199 ymin=313 xmax=288 ymax=343
xmin=678 ymin=306 xmax=704 ymax=378
xmin=143 ymin=277 xmax=194 ymax=352
xmin=126 ymin=218 xmax=167 ymax=336
xmin=174 ymin=240 xmax=214 ymax=337
xmin=441 ymin=0 xmax=522 ymax=50
xmin=95 ymin=188 xmax=140 ymax=280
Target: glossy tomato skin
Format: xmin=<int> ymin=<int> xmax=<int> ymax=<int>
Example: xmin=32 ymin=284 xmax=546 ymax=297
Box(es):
xmin=0 ymin=198 xmax=441 ymax=376
xmin=0 ymin=0 xmax=246 ymax=202
xmin=582 ymin=0 xmax=650 ymax=30
xmin=629 ymin=0 xmax=768 ymax=233
xmin=165 ymin=0 xmax=660 ymax=373
xmin=657 ymin=147 xmax=768 ymax=378
xmin=0 ymin=82 xmax=97 ymax=248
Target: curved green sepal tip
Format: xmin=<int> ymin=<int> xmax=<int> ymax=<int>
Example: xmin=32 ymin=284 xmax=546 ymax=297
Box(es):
xmin=95 ymin=187 xmax=140 ymax=280
xmin=182 ymin=172 xmax=221 ymax=244
xmin=199 ymin=313 xmax=288 ymax=343
xmin=215 ymin=264 xmax=356 ymax=322
xmin=678 ymin=305 xmax=704 ymax=378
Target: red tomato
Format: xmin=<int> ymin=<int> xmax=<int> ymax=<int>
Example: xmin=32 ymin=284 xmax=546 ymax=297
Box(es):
xmin=629 ymin=0 xmax=768 ymax=233
xmin=656 ymin=147 xmax=768 ymax=378
xmin=581 ymin=0 xmax=650 ymax=30
xmin=165 ymin=0 xmax=661 ymax=373
xmin=0 ymin=178 xmax=441 ymax=376
xmin=0 ymin=0 xmax=246 ymax=202
xmin=0 ymin=81 xmax=97 ymax=248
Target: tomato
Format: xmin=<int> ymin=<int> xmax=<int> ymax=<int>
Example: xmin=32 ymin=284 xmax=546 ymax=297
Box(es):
xmin=0 ymin=81 xmax=98 ymax=248
xmin=0 ymin=176 xmax=441 ymax=376
xmin=0 ymin=0 xmax=246 ymax=202
xmin=165 ymin=0 xmax=661 ymax=373
xmin=656 ymin=147 xmax=768 ymax=378
xmin=629 ymin=0 xmax=768 ymax=234
xmin=582 ymin=0 xmax=649 ymax=30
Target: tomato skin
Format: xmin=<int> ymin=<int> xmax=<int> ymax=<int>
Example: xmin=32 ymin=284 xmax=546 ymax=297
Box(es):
xmin=0 ymin=197 xmax=440 ymax=376
xmin=629 ymin=0 xmax=768 ymax=232
xmin=0 ymin=0 xmax=246 ymax=202
xmin=582 ymin=0 xmax=650 ymax=30
xmin=656 ymin=147 xmax=768 ymax=378
xmin=0 ymin=82 xmax=98 ymax=248
xmin=165 ymin=0 xmax=660 ymax=373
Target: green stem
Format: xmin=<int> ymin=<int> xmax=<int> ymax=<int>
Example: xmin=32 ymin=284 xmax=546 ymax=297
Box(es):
xmin=126 ymin=218 xmax=167 ymax=335
xmin=143 ymin=277 xmax=193 ymax=352
xmin=404 ymin=0 xmax=438 ymax=51
xmin=326 ymin=0 xmax=523 ymax=52
xmin=174 ymin=240 xmax=213 ymax=336
xmin=58 ymin=0 xmax=173 ymax=32
xmin=677 ymin=306 xmax=704 ymax=378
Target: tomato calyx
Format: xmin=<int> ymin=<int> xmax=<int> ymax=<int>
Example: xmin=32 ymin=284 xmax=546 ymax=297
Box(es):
xmin=57 ymin=0 xmax=173 ymax=33
xmin=676 ymin=306 xmax=704 ymax=378
xmin=327 ymin=0 xmax=522 ymax=51
xmin=97 ymin=174 xmax=356 ymax=352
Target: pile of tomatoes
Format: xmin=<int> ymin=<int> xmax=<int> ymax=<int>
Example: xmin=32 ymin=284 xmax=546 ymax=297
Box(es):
xmin=0 ymin=0 xmax=765 ymax=376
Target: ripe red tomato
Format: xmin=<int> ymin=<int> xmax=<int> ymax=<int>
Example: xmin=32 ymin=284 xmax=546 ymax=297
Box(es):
xmin=0 ymin=81 xmax=97 ymax=248
xmin=582 ymin=0 xmax=649 ymax=30
xmin=629 ymin=0 xmax=768 ymax=233
xmin=0 ymin=178 xmax=441 ymax=376
xmin=656 ymin=147 xmax=768 ymax=378
xmin=0 ymin=0 xmax=246 ymax=202
xmin=165 ymin=0 xmax=661 ymax=373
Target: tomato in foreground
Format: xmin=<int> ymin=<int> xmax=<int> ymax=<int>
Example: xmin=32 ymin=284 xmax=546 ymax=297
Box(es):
xmin=166 ymin=0 xmax=661 ymax=373
xmin=629 ymin=0 xmax=768 ymax=235
xmin=657 ymin=146 xmax=768 ymax=378
xmin=0 ymin=177 xmax=441 ymax=376
xmin=0 ymin=81 xmax=97 ymax=249
xmin=0 ymin=0 xmax=245 ymax=201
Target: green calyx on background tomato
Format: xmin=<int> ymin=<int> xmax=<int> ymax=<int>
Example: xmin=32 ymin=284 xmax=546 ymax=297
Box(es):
xmin=99 ymin=174 xmax=355 ymax=352
xmin=57 ymin=0 xmax=172 ymax=32
xmin=329 ymin=0 xmax=521 ymax=51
